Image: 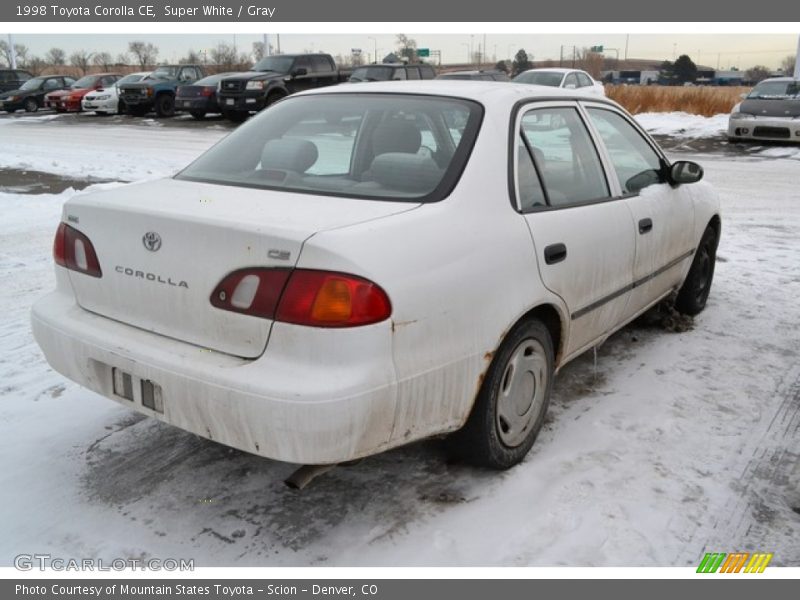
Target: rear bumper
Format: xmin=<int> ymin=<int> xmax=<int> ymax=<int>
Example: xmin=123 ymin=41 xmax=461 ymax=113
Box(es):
xmin=31 ymin=287 xmax=399 ymax=465
xmin=175 ymin=97 xmax=213 ymax=112
xmin=728 ymin=116 xmax=800 ymax=142
xmin=46 ymin=98 xmax=81 ymax=112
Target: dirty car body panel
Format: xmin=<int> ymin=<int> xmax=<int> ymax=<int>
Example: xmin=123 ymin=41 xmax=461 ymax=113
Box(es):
xmin=32 ymin=81 xmax=721 ymax=465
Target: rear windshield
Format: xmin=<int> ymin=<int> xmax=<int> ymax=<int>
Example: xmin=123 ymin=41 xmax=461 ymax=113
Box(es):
xmin=177 ymin=94 xmax=483 ymax=202
xmin=117 ymin=73 xmax=147 ymax=85
xmin=72 ymin=75 xmax=99 ymax=88
xmin=513 ymin=71 xmax=565 ymax=87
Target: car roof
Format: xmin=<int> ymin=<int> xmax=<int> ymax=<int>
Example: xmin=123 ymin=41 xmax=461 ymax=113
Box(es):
xmin=295 ymin=79 xmax=617 ymax=108
xmin=756 ymin=77 xmax=799 ymax=83
xmin=520 ymin=68 xmax=583 ymax=74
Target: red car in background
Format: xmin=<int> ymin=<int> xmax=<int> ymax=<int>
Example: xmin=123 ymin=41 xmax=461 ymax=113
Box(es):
xmin=44 ymin=73 xmax=121 ymax=112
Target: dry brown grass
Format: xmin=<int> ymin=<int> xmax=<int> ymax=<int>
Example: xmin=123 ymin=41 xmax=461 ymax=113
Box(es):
xmin=606 ymin=85 xmax=751 ymax=117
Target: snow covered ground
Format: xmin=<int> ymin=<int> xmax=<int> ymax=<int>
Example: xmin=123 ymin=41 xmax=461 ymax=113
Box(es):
xmin=1 ymin=113 xmax=798 ymax=567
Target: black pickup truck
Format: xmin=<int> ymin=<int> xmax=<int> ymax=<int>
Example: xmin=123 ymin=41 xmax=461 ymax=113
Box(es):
xmin=217 ymin=54 xmax=349 ymax=122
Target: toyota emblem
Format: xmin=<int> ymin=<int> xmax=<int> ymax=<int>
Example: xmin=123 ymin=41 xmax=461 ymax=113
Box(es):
xmin=142 ymin=231 xmax=162 ymax=252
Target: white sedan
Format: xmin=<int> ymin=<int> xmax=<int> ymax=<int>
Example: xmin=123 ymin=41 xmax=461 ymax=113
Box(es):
xmin=513 ymin=68 xmax=606 ymax=96
xmin=81 ymin=71 xmax=150 ymax=115
xmin=32 ymin=81 xmax=720 ymax=469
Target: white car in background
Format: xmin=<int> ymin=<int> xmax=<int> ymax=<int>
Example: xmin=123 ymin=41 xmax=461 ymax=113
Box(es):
xmin=513 ymin=68 xmax=606 ymax=96
xmin=82 ymin=71 xmax=150 ymax=115
xmin=728 ymin=77 xmax=800 ymax=143
xmin=32 ymin=82 xmax=719 ymax=470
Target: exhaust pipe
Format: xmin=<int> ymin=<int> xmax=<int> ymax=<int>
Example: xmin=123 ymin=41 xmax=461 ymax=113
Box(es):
xmin=284 ymin=464 xmax=337 ymax=490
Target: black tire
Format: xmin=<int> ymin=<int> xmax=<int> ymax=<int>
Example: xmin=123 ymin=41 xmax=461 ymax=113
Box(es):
xmin=24 ymin=98 xmax=38 ymax=113
xmin=223 ymin=110 xmax=248 ymax=123
xmin=265 ymin=91 xmax=287 ymax=108
xmin=154 ymin=94 xmax=175 ymax=118
xmin=117 ymin=100 xmax=125 ymax=115
xmin=675 ymin=225 xmax=718 ymax=316
xmin=451 ymin=319 xmax=554 ymax=469
xmin=189 ymin=110 xmax=206 ymax=120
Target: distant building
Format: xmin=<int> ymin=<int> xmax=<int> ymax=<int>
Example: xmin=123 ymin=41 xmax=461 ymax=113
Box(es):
xmin=713 ymin=70 xmax=745 ymax=86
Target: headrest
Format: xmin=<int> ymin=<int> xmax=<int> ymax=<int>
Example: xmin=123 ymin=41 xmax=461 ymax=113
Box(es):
xmin=372 ymin=120 xmax=422 ymax=156
xmin=370 ymin=153 xmax=443 ymax=194
xmin=260 ymin=138 xmax=318 ymax=173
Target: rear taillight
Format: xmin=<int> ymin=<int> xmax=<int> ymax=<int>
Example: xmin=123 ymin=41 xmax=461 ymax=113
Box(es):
xmin=201 ymin=87 xmax=214 ymax=97
xmin=211 ymin=268 xmax=392 ymax=327
xmin=210 ymin=268 xmax=291 ymax=319
xmin=53 ymin=222 xmax=102 ymax=278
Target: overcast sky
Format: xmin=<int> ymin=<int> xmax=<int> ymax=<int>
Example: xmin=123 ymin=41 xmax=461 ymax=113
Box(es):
xmin=5 ymin=33 xmax=798 ymax=70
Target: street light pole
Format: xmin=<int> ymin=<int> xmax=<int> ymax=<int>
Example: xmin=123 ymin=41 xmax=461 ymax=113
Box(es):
xmin=368 ymin=36 xmax=377 ymax=64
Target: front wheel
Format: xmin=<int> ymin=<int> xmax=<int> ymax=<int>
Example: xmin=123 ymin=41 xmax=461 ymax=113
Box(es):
xmin=24 ymin=98 xmax=38 ymax=113
xmin=452 ymin=319 xmax=554 ymax=469
xmin=675 ymin=225 xmax=718 ymax=316
xmin=154 ymin=94 xmax=175 ymax=118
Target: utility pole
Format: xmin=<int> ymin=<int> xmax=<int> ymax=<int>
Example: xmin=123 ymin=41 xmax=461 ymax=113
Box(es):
xmin=8 ymin=34 xmax=17 ymax=69
xmin=624 ymin=34 xmax=629 ymax=60
xmin=794 ymin=34 xmax=800 ymax=79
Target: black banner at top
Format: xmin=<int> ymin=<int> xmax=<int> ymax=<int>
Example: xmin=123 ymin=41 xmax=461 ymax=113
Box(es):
xmin=2 ymin=0 xmax=799 ymax=22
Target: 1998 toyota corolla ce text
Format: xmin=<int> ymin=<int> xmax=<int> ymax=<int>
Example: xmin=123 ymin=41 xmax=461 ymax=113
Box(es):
xmin=32 ymin=82 xmax=721 ymax=469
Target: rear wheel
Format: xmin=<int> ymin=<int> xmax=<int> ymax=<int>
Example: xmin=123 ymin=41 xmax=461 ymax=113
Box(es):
xmin=675 ymin=225 xmax=718 ymax=316
xmin=452 ymin=319 xmax=554 ymax=469
xmin=24 ymin=98 xmax=38 ymax=113
xmin=189 ymin=110 xmax=206 ymax=120
xmin=154 ymin=94 xmax=175 ymax=118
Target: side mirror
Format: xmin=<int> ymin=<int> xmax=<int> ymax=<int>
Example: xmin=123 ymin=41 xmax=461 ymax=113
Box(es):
xmin=669 ymin=160 xmax=703 ymax=185
xmin=292 ymin=67 xmax=308 ymax=77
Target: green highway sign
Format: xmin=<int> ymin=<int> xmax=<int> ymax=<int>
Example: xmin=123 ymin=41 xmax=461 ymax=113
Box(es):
xmin=417 ymin=48 xmax=430 ymax=57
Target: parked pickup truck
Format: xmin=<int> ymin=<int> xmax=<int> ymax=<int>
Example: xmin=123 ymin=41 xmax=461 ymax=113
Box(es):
xmin=119 ymin=64 xmax=207 ymax=117
xmin=217 ymin=54 xmax=349 ymax=122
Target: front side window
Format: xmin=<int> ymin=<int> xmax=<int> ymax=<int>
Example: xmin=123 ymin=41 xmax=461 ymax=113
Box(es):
xmin=392 ymin=68 xmax=407 ymax=80
xmin=311 ymin=56 xmax=333 ymax=73
xmin=520 ymin=106 xmax=609 ymax=207
xmin=177 ymin=94 xmax=482 ymax=202
xmin=586 ymin=107 xmax=664 ymax=195
xmin=513 ymin=71 xmax=564 ymax=87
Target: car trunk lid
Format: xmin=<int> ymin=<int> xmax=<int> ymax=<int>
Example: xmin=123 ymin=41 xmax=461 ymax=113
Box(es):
xmin=62 ymin=178 xmax=418 ymax=358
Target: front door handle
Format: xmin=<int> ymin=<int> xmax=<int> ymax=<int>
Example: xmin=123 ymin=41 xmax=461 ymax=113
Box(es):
xmin=544 ymin=243 xmax=567 ymax=265
xmin=638 ymin=218 xmax=653 ymax=234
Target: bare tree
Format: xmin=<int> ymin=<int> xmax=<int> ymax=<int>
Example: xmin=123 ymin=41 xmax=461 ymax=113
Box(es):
xmin=252 ymin=41 xmax=274 ymax=62
xmin=93 ymin=52 xmax=113 ymax=71
xmin=45 ymin=47 xmax=66 ymax=66
xmin=69 ymin=50 xmax=93 ymax=75
xmin=781 ymin=54 xmax=796 ymax=75
xmin=745 ymin=65 xmax=772 ymax=84
xmin=179 ymin=49 xmax=203 ymax=65
xmin=27 ymin=56 xmax=48 ymax=75
xmin=396 ymin=34 xmax=417 ymax=62
xmin=0 ymin=41 xmax=30 ymax=67
xmin=209 ymin=43 xmax=248 ymax=70
xmin=575 ymin=48 xmax=605 ymax=79
xmin=128 ymin=41 xmax=159 ymax=68
xmin=115 ymin=52 xmax=130 ymax=67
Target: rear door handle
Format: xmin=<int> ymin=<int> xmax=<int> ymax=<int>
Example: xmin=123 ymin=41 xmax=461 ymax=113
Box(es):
xmin=638 ymin=218 xmax=653 ymax=234
xmin=544 ymin=243 xmax=567 ymax=265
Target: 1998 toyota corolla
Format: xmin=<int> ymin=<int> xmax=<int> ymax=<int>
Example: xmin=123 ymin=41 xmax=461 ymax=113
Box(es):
xmin=32 ymin=82 xmax=720 ymax=469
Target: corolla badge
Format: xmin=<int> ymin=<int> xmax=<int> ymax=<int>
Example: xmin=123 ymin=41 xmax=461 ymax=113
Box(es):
xmin=142 ymin=231 xmax=162 ymax=252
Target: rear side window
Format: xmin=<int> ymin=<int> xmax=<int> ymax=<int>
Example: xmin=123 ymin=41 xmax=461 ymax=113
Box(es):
xmin=311 ymin=56 xmax=333 ymax=73
xmin=577 ymin=73 xmax=594 ymax=87
xmin=406 ymin=67 xmax=420 ymax=80
xmin=419 ymin=66 xmax=435 ymax=79
xmin=563 ymin=73 xmax=579 ymax=88
xmin=43 ymin=79 xmax=61 ymax=90
xmin=17 ymin=71 xmax=32 ymax=81
xmin=177 ymin=94 xmax=483 ymax=203
xmin=586 ymin=108 xmax=664 ymax=195
xmin=392 ymin=69 xmax=406 ymax=80
xmin=520 ymin=107 xmax=609 ymax=207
